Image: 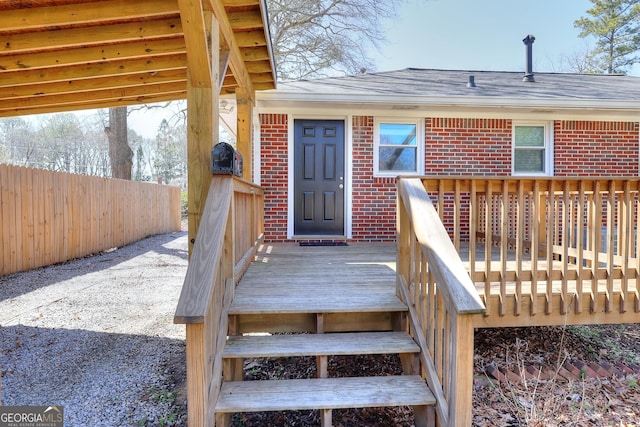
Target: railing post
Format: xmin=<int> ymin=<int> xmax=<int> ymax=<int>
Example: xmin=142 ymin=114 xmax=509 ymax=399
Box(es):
xmin=186 ymin=323 xmax=206 ymax=427
xmin=449 ymin=314 xmax=475 ymax=426
xmin=397 ymin=187 xmax=411 ymax=295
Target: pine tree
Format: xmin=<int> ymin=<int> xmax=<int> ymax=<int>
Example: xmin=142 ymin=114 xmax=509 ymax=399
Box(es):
xmin=575 ymin=0 xmax=640 ymax=73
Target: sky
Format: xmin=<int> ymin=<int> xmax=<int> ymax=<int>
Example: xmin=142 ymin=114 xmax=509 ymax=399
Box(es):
xmin=133 ymin=0 xmax=621 ymax=138
xmin=369 ymin=0 xmax=626 ymax=75
xmin=17 ymin=0 xmax=633 ymax=140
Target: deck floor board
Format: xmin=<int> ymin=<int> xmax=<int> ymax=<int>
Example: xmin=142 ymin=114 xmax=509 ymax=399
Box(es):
xmin=231 ymin=242 xmax=640 ymax=327
xmin=230 ymin=243 xmax=404 ymax=314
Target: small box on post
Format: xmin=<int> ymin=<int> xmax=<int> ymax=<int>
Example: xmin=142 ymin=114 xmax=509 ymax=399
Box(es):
xmin=211 ymin=142 xmax=243 ymax=177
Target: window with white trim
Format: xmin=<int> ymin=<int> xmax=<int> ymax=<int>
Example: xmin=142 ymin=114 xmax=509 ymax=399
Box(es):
xmin=374 ymin=118 xmax=424 ymax=176
xmin=512 ymin=122 xmax=553 ymax=176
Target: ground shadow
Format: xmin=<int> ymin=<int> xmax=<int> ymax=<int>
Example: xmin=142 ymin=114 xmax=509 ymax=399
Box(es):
xmin=0 ymin=231 xmax=188 ymax=302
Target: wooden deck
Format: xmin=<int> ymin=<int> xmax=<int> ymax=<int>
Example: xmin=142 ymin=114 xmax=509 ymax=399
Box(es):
xmin=175 ymin=176 xmax=640 ymax=427
xmin=237 ymin=242 xmax=640 ymax=331
xmin=221 ymin=242 xmax=436 ymax=426
xmin=231 ymin=242 xmax=405 ymax=334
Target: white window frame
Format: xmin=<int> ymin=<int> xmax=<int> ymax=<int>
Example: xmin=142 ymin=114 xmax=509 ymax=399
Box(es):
xmin=373 ymin=117 xmax=425 ymax=177
xmin=512 ymin=121 xmax=554 ymax=176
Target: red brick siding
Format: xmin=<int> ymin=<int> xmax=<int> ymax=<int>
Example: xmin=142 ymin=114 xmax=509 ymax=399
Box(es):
xmin=425 ymin=118 xmax=512 ymax=236
xmin=259 ymin=115 xmax=640 ymax=242
xmin=351 ymin=116 xmax=396 ymax=241
xmin=554 ymin=121 xmax=639 ymax=176
xmin=260 ymin=113 xmax=289 ymax=242
xmin=426 ymin=118 xmax=512 ymax=176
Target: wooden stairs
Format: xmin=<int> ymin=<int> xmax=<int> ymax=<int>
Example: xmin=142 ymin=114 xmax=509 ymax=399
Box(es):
xmin=214 ymin=243 xmax=437 ymax=426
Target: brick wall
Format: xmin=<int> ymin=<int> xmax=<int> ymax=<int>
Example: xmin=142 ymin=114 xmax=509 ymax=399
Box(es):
xmin=426 ymin=118 xmax=512 ymax=176
xmin=259 ymin=114 xmax=640 ymax=243
xmin=259 ymin=113 xmax=289 ymax=241
xmin=555 ymin=121 xmax=639 ymax=176
xmin=351 ymin=116 xmax=396 ymax=241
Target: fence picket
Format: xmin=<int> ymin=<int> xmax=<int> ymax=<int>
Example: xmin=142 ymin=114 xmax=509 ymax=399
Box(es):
xmin=0 ymin=164 xmax=180 ymax=275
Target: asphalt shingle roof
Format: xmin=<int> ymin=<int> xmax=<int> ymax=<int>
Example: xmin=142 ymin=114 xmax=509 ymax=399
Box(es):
xmin=274 ymin=68 xmax=640 ymax=101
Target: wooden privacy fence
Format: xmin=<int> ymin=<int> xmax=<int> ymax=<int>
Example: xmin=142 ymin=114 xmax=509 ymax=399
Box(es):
xmin=396 ymin=177 xmax=485 ymax=427
xmin=174 ymin=175 xmax=264 ymax=427
xmin=1 ymin=164 xmax=181 ymax=275
xmin=421 ymin=176 xmax=640 ymax=326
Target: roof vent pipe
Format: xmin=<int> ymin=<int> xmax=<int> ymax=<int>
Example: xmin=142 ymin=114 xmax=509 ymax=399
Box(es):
xmin=522 ymin=34 xmax=535 ymax=82
xmin=467 ymin=75 xmax=476 ymax=88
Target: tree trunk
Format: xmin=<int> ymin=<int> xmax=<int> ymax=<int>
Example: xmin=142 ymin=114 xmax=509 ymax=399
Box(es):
xmin=105 ymin=106 xmax=133 ymax=179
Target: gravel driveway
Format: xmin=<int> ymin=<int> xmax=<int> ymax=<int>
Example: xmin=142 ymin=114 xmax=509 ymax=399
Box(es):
xmin=0 ymin=231 xmax=189 ymax=426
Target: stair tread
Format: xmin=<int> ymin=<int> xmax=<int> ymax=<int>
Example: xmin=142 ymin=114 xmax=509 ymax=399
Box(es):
xmin=215 ymin=375 xmax=435 ymax=413
xmin=229 ymin=294 xmax=407 ymax=314
xmin=223 ymin=331 xmax=419 ymax=358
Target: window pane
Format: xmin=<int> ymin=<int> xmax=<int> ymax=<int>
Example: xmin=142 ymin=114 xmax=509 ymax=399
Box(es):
xmin=515 ymin=126 xmax=544 ymax=147
xmin=379 ymin=147 xmax=417 ymax=171
xmin=514 ymin=149 xmax=544 ymax=172
xmin=380 ymin=123 xmax=417 ymax=146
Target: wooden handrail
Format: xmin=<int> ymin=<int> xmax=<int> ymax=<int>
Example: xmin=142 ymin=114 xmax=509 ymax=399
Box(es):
xmin=174 ymin=175 xmax=264 ymax=427
xmin=396 ymin=177 xmax=484 ymax=427
xmin=175 ymin=177 xmax=232 ymax=324
xmin=398 ymin=178 xmax=485 ymax=314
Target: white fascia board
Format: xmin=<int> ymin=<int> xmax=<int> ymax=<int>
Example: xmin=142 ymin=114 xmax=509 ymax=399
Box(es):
xmin=256 ymin=93 xmax=640 ymax=122
xmin=257 ymin=91 xmax=640 ymax=112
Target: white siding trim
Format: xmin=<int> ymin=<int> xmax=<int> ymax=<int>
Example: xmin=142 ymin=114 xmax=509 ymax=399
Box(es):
xmin=287 ymin=114 xmax=294 ymax=239
xmin=511 ymin=120 xmax=554 ymax=177
xmin=253 ymin=108 xmax=261 ymax=185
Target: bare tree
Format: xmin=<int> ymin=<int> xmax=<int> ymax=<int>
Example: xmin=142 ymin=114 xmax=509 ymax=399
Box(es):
xmin=550 ymin=42 xmax=603 ymax=73
xmin=268 ymin=0 xmax=405 ymax=79
xmin=105 ymin=106 xmax=133 ymax=179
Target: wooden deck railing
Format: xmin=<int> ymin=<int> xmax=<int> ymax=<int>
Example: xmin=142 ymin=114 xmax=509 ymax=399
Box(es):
xmin=420 ymin=176 xmax=640 ymax=326
xmin=174 ymin=175 xmax=264 ymax=427
xmin=396 ymin=177 xmax=485 ymax=427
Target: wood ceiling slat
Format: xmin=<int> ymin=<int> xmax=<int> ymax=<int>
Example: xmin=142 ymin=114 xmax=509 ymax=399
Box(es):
xmin=0 ymin=0 xmax=103 ymax=12
xmin=0 ymin=54 xmax=187 ymax=88
xmin=239 ymin=46 xmax=269 ymax=62
xmin=233 ymin=30 xmax=266 ymax=48
xmin=1 ymin=19 xmax=183 ymax=54
xmin=251 ymin=81 xmax=274 ymax=90
xmin=248 ymin=72 xmax=276 ymax=83
xmin=0 ymin=82 xmax=186 ymax=111
xmin=222 ymin=0 xmax=260 ymax=8
xmin=244 ymin=60 xmax=273 ymax=73
xmin=0 ymin=0 xmax=180 ymax=32
xmin=0 ymin=38 xmax=186 ymax=72
xmin=228 ymin=10 xmax=263 ymax=31
xmin=0 ymin=92 xmax=186 ymax=117
xmin=0 ymin=69 xmax=187 ymax=100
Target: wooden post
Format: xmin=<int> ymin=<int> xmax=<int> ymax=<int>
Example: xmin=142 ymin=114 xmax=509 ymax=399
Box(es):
xmin=186 ymin=324 xmax=206 ymax=427
xmin=236 ymin=87 xmax=253 ymax=181
xmin=187 ymin=12 xmax=219 ymax=257
xmin=448 ymin=314 xmax=475 ymax=427
xmin=397 ymin=187 xmax=411 ymax=296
